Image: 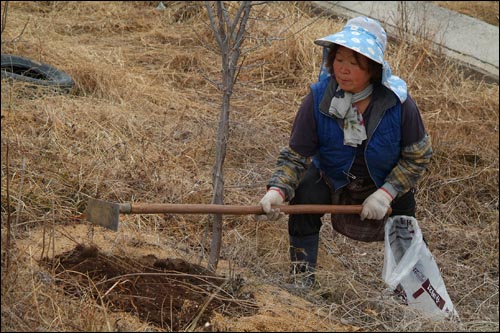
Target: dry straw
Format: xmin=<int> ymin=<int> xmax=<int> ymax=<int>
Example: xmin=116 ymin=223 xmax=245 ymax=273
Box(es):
xmin=1 ymin=1 xmax=498 ymax=332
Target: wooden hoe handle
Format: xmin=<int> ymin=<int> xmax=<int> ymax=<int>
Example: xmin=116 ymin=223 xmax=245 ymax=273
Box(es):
xmin=121 ymin=203 xmax=366 ymax=215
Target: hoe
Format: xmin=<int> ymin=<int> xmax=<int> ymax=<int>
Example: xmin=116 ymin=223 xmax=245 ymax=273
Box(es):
xmin=84 ymin=198 xmax=378 ymax=231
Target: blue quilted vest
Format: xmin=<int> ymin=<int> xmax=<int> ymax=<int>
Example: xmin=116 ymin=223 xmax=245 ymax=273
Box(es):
xmin=310 ymin=77 xmax=402 ymax=191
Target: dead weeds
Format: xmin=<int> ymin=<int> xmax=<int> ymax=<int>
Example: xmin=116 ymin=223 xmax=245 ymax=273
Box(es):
xmin=1 ymin=1 xmax=498 ymax=332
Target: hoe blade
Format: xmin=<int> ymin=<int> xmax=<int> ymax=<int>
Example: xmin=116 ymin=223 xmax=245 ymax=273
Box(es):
xmin=85 ymin=198 xmax=120 ymax=231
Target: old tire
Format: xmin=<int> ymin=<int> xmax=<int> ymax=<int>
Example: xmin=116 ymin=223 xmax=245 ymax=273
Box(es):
xmin=1 ymin=54 xmax=74 ymax=93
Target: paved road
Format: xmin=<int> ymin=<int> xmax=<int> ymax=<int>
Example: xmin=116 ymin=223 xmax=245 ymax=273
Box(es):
xmin=311 ymin=1 xmax=499 ymax=83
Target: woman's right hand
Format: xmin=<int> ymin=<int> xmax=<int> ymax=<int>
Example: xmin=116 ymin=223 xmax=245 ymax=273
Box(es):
xmin=256 ymin=187 xmax=285 ymax=221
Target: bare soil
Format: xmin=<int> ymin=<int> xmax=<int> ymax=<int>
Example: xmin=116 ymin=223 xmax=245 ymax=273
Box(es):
xmin=43 ymin=244 xmax=257 ymax=331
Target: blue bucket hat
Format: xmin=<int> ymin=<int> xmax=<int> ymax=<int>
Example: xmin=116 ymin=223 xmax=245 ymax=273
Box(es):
xmin=314 ymin=16 xmax=407 ymax=103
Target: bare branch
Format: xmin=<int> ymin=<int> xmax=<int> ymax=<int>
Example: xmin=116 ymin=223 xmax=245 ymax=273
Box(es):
xmin=1 ymin=1 xmax=8 ymax=34
xmin=216 ymin=1 xmax=227 ymax=44
xmin=204 ymin=1 xmax=223 ymax=48
xmin=233 ymin=1 xmax=251 ymax=49
xmin=219 ymin=2 xmax=232 ymax=37
xmin=229 ymin=1 xmax=248 ymax=41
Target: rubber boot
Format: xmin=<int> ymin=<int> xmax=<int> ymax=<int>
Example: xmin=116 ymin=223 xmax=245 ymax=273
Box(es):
xmin=289 ymin=234 xmax=319 ymax=288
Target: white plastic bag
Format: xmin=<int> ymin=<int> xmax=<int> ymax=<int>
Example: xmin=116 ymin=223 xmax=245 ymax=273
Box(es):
xmin=382 ymin=215 xmax=459 ymax=321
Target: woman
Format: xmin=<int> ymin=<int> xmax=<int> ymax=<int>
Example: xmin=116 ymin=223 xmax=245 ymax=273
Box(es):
xmin=257 ymin=16 xmax=433 ymax=287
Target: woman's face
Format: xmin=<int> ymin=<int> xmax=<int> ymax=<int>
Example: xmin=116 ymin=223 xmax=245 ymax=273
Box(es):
xmin=333 ymin=46 xmax=372 ymax=93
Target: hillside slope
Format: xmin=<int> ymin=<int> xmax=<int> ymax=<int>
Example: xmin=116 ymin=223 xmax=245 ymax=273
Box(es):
xmin=1 ymin=2 xmax=498 ymax=331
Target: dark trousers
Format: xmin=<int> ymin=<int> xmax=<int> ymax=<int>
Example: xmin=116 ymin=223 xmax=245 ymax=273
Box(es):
xmin=288 ymin=164 xmax=416 ymax=238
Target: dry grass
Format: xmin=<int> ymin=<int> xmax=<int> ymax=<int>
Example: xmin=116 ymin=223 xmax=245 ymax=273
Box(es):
xmin=1 ymin=1 xmax=498 ymax=332
xmin=434 ymin=1 xmax=499 ymax=26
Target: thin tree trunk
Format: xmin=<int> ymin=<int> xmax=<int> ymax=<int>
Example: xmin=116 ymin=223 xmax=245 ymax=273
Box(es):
xmin=208 ymin=87 xmax=231 ymax=271
xmin=205 ymin=1 xmax=251 ymax=271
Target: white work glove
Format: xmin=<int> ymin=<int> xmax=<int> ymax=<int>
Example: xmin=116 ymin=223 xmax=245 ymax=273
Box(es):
xmin=360 ymin=188 xmax=393 ymax=220
xmin=256 ymin=187 xmax=285 ymax=221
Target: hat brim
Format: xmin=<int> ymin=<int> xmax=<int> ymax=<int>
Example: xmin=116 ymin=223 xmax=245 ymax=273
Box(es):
xmin=314 ymin=30 xmax=384 ymax=65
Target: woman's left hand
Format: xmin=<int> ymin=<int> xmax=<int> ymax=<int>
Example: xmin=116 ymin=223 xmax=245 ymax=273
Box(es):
xmin=360 ymin=188 xmax=393 ymax=220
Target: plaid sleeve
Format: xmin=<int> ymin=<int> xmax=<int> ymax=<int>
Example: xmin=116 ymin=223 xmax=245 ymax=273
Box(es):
xmin=385 ymin=134 xmax=433 ymax=196
xmin=267 ymin=147 xmax=310 ymax=201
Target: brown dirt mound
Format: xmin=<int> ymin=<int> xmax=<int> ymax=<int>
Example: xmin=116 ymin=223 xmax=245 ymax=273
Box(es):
xmin=43 ymin=244 xmax=258 ymax=331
